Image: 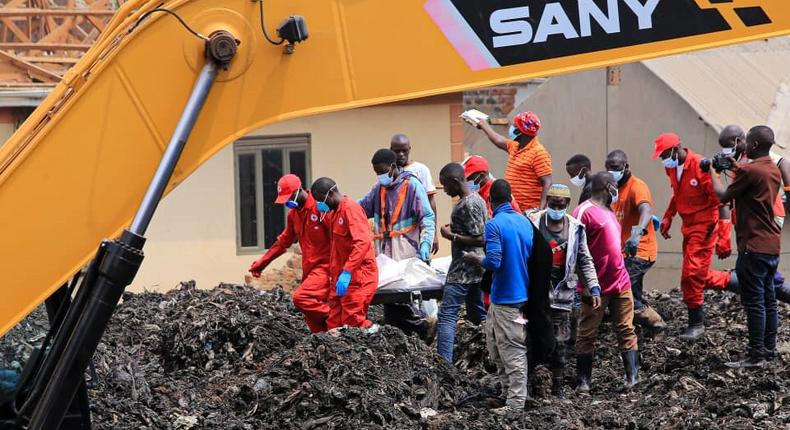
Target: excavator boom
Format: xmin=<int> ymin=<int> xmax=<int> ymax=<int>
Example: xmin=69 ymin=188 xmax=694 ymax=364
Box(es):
xmin=1 ymin=0 xmax=790 ymax=336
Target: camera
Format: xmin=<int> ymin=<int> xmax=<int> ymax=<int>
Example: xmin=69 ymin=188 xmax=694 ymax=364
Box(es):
xmin=700 ymin=152 xmax=735 ymax=173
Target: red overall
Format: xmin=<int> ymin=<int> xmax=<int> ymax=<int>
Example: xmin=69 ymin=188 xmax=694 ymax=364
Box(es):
xmin=662 ymin=149 xmax=730 ymax=309
xmin=255 ymin=193 xmax=331 ymax=333
xmin=327 ymin=197 xmax=379 ymax=329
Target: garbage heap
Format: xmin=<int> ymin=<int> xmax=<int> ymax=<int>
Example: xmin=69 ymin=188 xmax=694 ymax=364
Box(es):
xmin=4 ymin=281 xmax=785 ymax=429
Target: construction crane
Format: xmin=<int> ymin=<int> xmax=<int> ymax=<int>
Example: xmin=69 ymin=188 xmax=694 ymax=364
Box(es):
xmin=0 ymin=1 xmax=789 ymax=428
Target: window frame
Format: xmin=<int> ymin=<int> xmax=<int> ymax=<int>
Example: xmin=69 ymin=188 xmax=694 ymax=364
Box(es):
xmin=233 ymin=133 xmax=311 ymax=255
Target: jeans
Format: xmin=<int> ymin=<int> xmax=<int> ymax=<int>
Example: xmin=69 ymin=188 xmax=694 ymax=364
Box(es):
xmin=436 ymin=283 xmax=486 ymax=362
xmin=735 ymin=252 xmax=779 ymax=359
xmin=625 ymin=257 xmax=654 ymax=311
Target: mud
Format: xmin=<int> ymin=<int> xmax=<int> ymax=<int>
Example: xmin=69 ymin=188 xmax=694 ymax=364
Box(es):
xmin=2 ymin=283 xmax=789 ymax=429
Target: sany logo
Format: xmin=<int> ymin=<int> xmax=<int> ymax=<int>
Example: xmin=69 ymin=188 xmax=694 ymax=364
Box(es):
xmin=425 ymin=0 xmax=735 ymax=70
xmin=491 ymin=0 xmax=659 ymax=48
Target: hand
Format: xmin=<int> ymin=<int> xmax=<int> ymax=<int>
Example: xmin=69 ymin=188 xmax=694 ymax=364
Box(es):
xmin=624 ymin=227 xmax=642 ymax=257
xmin=591 ymin=296 xmax=601 ymax=310
xmin=462 ymin=251 xmax=483 ymax=265
xmin=432 ymin=237 xmax=440 ymax=255
xmin=660 ymin=217 xmax=672 ymax=240
xmin=419 ymin=242 xmax=431 ymax=262
xmin=439 ymin=224 xmax=453 ymax=240
xmin=249 ymin=258 xmax=267 ymax=278
xmin=335 ymin=270 xmax=351 ymax=297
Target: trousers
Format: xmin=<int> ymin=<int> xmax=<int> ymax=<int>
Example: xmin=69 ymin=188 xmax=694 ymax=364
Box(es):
xmin=680 ymin=222 xmax=730 ymax=308
xmin=485 ymin=303 xmax=528 ymax=409
xmin=292 ymin=266 xmax=331 ymax=333
xmin=576 ymin=289 xmax=638 ymax=355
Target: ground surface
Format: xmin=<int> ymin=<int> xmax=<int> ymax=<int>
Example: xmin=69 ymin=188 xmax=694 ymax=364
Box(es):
xmin=2 ymin=282 xmax=789 ymax=429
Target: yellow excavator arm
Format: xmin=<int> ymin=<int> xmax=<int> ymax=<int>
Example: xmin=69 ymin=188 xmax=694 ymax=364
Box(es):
xmin=2 ymin=0 xmax=790 ymax=352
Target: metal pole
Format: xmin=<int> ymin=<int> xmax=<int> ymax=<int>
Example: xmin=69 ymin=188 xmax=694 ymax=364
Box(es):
xmin=129 ymin=60 xmax=219 ymax=236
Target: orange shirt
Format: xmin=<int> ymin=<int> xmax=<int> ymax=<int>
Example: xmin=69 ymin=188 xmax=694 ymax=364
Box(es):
xmin=611 ymin=175 xmax=658 ymax=262
xmin=504 ymin=138 xmax=552 ymax=210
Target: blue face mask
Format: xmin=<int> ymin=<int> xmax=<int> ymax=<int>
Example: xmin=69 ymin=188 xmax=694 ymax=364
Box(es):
xmin=662 ymin=149 xmax=679 ymax=169
xmin=508 ymin=124 xmax=521 ymax=140
xmin=377 ymin=173 xmax=393 ymax=187
xmin=467 ymin=180 xmax=480 ymax=193
xmin=547 ymin=208 xmax=566 ymax=221
xmin=609 ymin=170 xmax=624 ymax=183
xmin=317 ymin=185 xmax=336 ymax=213
xmin=285 ymin=189 xmax=300 ymax=209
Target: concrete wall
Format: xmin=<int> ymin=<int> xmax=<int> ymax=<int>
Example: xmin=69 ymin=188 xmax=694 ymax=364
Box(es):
xmin=465 ymin=63 xmax=790 ymax=290
xmin=131 ymin=100 xmax=458 ymax=292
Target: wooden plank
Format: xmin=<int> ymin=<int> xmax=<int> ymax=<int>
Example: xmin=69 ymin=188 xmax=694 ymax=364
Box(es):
xmin=0 ymin=42 xmax=91 ymax=50
xmin=0 ymin=49 xmax=61 ymax=81
xmin=20 ymin=56 xmax=79 ymax=64
xmin=0 ymin=9 xmax=115 ymax=17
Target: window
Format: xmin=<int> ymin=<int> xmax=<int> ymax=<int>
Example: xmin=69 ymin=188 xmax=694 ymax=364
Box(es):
xmin=234 ymin=134 xmax=310 ymax=253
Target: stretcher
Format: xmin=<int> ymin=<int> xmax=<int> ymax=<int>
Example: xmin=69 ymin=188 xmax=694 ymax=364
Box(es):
xmin=370 ymin=255 xmax=449 ymax=305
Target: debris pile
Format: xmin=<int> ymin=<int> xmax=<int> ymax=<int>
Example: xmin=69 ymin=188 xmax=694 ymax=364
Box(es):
xmin=244 ymin=249 xmax=302 ymax=293
xmin=2 ymin=283 xmax=789 ymax=428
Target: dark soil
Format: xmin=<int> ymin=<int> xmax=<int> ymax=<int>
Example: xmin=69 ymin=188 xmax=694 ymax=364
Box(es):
xmin=2 ymin=283 xmax=789 ymax=429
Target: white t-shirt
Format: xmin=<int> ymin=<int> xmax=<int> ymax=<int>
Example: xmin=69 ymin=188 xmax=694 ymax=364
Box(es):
xmin=676 ymin=160 xmax=684 ymax=182
xmin=405 ymin=161 xmax=437 ymax=194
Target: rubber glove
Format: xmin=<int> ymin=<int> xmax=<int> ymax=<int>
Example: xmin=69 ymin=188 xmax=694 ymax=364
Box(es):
xmin=651 ymin=215 xmax=661 ymax=232
xmin=419 ymin=242 xmax=431 ymax=262
xmin=715 ymin=219 xmax=732 ymax=259
xmin=336 ymin=270 xmax=351 ymax=297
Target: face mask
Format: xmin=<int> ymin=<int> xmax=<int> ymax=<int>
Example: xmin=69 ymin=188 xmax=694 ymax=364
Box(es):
xmin=317 ymin=185 xmax=336 ymax=214
xmin=609 ymin=188 xmax=619 ymax=204
xmin=721 ymin=147 xmax=735 ymax=156
xmin=508 ymin=124 xmax=521 ymax=140
xmin=662 ymin=150 xmax=678 ymax=169
xmin=285 ymin=189 xmax=300 ymax=209
xmin=609 ymin=170 xmax=624 ymax=183
xmin=377 ymin=164 xmax=395 ymax=186
xmin=570 ymin=172 xmax=586 ymax=188
xmin=467 ymin=180 xmax=480 ymax=193
xmin=547 ymin=208 xmax=566 ymax=221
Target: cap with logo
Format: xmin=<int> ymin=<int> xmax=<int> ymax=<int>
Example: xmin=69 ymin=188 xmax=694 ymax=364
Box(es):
xmin=462 ymin=155 xmax=489 ymax=178
xmin=652 ymin=132 xmax=681 ymax=160
xmin=274 ymin=174 xmax=302 ymax=204
xmin=513 ymin=111 xmax=541 ymax=137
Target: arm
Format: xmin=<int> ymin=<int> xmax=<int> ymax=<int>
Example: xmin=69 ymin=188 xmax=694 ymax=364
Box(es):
xmin=429 ymin=193 xmax=440 ymax=254
xmin=249 ymin=216 xmax=296 ymax=274
xmin=440 ymin=199 xmax=487 ymax=247
xmin=625 ymin=202 xmax=652 ymax=257
xmin=478 ymin=120 xmax=509 ymax=152
xmin=357 ymin=185 xmax=378 ymax=218
xmin=480 ymin=223 xmax=502 ymax=270
xmin=413 ymin=180 xmax=436 ymax=252
xmin=574 ymin=227 xmax=600 ymax=294
xmin=538 ymin=175 xmax=552 ymax=209
xmin=342 ymin=205 xmax=376 ymax=274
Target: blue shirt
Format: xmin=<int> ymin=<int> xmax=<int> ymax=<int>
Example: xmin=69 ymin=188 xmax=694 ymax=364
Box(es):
xmin=482 ymin=203 xmax=533 ymax=305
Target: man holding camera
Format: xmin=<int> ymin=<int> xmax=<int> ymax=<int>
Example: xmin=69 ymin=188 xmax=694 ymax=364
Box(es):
xmin=711 ymin=126 xmax=782 ymax=368
xmin=653 ymin=133 xmax=733 ymax=341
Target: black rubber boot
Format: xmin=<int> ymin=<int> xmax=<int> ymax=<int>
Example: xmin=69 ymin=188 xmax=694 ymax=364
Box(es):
xmin=679 ymin=307 xmax=705 ymax=341
xmin=726 ymin=271 xmax=740 ymax=294
xmin=776 ymin=282 xmax=790 ymax=304
xmin=551 ymin=377 xmax=567 ymax=400
xmin=576 ymin=354 xmax=593 ymax=393
xmin=621 ymin=350 xmax=640 ymax=388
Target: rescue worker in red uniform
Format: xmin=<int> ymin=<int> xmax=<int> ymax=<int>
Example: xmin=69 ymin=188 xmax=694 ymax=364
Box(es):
xmin=311 ymin=177 xmax=379 ymax=329
xmin=249 ymin=174 xmax=331 ymax=333
xmin=653 ymin=133 xmax=733 ymax=340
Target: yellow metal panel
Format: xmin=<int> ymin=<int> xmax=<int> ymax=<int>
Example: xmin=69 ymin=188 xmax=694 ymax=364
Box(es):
xmin=1 ymin=0 xmax=790 ymax=335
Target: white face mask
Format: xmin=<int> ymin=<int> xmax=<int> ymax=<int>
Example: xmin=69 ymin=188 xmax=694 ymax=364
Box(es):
xmin=570 ymin=171 xmax=586 ymax=188
xmin=609 ymin=170 xmax=624 ymax=183
xmin=722 ymin=147 xmax=735 ymax=156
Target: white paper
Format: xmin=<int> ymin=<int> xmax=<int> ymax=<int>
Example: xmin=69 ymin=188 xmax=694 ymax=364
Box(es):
xmin=460 ymin=109 xmax=489 ymax=126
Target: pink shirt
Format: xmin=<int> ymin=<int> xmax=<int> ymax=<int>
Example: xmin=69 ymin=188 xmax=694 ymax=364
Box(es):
xmin=572 ymin=200 xmax=631 ymax=295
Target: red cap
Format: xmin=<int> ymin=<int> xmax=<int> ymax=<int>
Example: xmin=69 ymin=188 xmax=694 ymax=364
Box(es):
xmin=513 ymin=111 xmax=541 ymax=137
xmin=652 ymin=133 xmax=681 ymax=160
xmin=274 ymin=174 xmax=302 ymax=204
xmin=463 ymin=155 xmax=489 ymax=177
